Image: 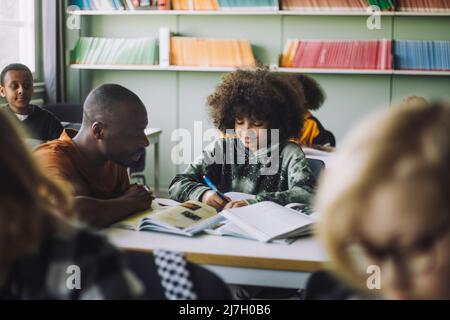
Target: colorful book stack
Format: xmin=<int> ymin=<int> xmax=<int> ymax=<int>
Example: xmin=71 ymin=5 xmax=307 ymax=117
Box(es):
xmin=281 ymin=39 xmax=393 ymax=70
xmin=72 ymin=37 xmax=158 ymax=65
xmin=69 ymin=0 xmax=170 ymax=10
xmin=171 ymin=0 xmax=278 ymax=11
xmin=217 ymin=0 xmax=279 ymax=11
xmin=172 ymin=0 xmax=218 ymax=10
xmin=397 ymin=0 xmax=450 ymax=12
xmin=395 ymin=40 xmax=450 ymax=71
xmin=170 ymin=37 xmax=256 ymax=67
xmin=281 ymin=0 xmax=394 ymax=11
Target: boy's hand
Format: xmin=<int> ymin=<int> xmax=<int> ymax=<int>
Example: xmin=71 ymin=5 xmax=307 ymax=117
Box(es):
xmin=224 ymin=200 xmax=248 ymax=209
xmin=201 ymin=190 xmax=230 ymax=210
xmin=122 ymin=184 xmax=154 ymax=212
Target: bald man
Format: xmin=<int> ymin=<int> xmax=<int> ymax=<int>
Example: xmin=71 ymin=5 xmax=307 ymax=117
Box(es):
xmin=34 ymin=84 xmax=152 ymax=227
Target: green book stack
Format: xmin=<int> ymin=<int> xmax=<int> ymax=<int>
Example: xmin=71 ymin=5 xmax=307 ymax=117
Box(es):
xmin=368 ymin=0 xmax=395 ymax=10
xmin=72 ymin=37 xmax=158 ymax=65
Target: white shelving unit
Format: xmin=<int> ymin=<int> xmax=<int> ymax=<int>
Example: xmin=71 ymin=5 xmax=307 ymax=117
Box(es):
xmin=70 ymin=64 xmax=240 ymax=72
xmin=67 ymin=6 xmax=450 ymax=77
xmin=70 ymin=64 xmax=450 ymax=76
xmin=392 ymin=70 xmax=450 ymax=76
xmin=68 ymin=9 xmax=279 ymax=15
xmin=68 ymin=10 xmax=450 ymax=17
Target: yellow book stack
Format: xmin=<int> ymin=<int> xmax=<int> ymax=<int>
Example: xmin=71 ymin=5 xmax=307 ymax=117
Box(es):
xmin=170 ymin=37 xmax=256 ymax=67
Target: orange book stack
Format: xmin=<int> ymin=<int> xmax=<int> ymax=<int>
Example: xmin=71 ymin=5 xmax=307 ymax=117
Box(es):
xmin=171 ymin=0 xmax=219 ymax=10
xmin=170 ymin=37 xmax=256 ymax=67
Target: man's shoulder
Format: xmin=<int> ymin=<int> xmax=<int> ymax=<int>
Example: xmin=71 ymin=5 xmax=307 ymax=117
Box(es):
xmin=34 ymin=136 xmax=71 ymax=153
xmin=33 ymin=135 xmax=76 ymax=163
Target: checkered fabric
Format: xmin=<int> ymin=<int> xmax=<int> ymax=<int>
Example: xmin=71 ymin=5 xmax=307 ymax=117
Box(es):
xmin=153 ymin=250 xmax=197 ymax=300
xmin=0 ymin=227 xmax=145 ymax=300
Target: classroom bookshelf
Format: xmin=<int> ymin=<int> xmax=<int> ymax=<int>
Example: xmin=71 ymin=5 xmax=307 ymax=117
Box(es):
xmin=65 ymin=0 xmax=450 ymax=191
xmin=68 ymin=10 xmax=450 ymax=16
xmin=69 ymin=64 xmax=450 ymax=76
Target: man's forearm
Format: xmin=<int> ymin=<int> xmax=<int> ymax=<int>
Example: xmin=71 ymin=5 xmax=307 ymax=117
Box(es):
xmin=74 ymin=196 xmax=137 ymax=228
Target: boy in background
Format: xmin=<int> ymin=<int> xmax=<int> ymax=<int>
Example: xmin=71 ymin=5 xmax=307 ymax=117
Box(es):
xmin=0 ymin=63 xmax=63 ymax=141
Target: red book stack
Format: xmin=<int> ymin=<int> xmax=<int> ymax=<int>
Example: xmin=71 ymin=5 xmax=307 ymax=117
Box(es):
xmin=397 ymin=0 xmax=450 ymax=12
xmin=281 ymin=39 xmax=393 ymax=70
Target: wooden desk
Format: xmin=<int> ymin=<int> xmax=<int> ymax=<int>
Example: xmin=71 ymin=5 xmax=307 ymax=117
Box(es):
xmin=106 ymin=228 xmax=328 ymax=289
xmin=144 ymin=128 xmax=162 ymax=193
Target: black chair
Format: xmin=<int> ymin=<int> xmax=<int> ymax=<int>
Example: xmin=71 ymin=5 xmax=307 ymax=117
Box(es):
xmin=302 ymin=270 xmax=357 ymax=300
xmin=42 ymin=103 xmax=83 ymax=130
xmin=129 ymin=151 xmax=147 ymax=185
xmin=306 ymin=158 xmax=326 ymax=181
xmin=124 ymin=250 xmax=232 ymax=300
xmin=325 ymin=130 xmax=336 ymax=147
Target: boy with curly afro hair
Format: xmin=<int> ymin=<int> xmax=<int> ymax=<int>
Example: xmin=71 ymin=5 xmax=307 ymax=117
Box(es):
xmin=169 ymin=69 xmax=316 ymax=211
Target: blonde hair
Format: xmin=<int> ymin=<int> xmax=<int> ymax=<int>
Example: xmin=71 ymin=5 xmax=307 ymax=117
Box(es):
xmin=402 ymin=95 xmax=429 ymax=107
xmin=315 ymin=100 xmax=450 ymax=292
xmin=0 ymin=111 xmax=74 ymax=266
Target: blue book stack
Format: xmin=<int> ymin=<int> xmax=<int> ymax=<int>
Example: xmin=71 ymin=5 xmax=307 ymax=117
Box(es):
xmin=217 ymin=0 xmax=279 ymax=11
xmin=395 ymin=40 xmax=450 ymax=71
xmin=69 ymin=0 xmax=140 ymax=11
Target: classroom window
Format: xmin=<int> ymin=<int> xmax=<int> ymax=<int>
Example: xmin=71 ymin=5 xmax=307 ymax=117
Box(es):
xmin=0 ymin=0 xmax=36 ymax=73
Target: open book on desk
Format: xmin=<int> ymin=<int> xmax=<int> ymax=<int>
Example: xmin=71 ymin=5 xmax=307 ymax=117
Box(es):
xmin=113 ymin=200 xmax=222 ymax=237
xmin=210 ymin=201 xmax=317 ymax=243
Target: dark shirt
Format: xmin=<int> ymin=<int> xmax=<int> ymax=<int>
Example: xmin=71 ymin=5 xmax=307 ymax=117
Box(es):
xmin=0 ymin=225 xmax=144 ymax=300
xmin=1 ymin=104 xmax=63 ymax=141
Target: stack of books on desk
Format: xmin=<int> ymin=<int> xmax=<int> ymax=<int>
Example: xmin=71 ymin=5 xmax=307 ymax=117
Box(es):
xmin=214 ymin=201 xmax=317 ymax=243
xmin=114 ymin=194 xmax=317 ymax=244
xmin=114 ymin=200 xmax=222 ymax=236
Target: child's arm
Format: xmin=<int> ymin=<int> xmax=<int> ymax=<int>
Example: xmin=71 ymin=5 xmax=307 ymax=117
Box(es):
xmin=168 ymin=140 xmax=223 ymax=203
xmin=168 ymin=161 xmax=211 ymax=202
xmin=248 ymin=154 xmax=316 ymax=207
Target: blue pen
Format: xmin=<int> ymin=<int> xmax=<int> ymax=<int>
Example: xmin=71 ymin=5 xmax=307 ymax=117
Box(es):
xmin=202 ymin=175 xmax=229 ymax=203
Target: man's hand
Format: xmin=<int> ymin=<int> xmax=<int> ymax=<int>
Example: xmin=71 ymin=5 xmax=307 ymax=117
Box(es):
xmin=224 ymin=200 xmax=248 ymax=209
xmin=121 ymin=184 xmax=154 ymax=212
xmin=201 ymin=190 xmax=231 ymax=210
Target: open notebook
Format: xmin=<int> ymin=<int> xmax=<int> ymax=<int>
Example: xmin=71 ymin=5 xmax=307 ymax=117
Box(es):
xmin=113 ymin=200 xmax=222 ymax=237
xmin=213 ymin=201 xmax=317 ymax=243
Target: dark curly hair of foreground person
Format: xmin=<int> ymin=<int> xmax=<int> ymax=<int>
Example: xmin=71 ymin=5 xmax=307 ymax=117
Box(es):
xmin=207 ymin=68 xmax=307 ymax=142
